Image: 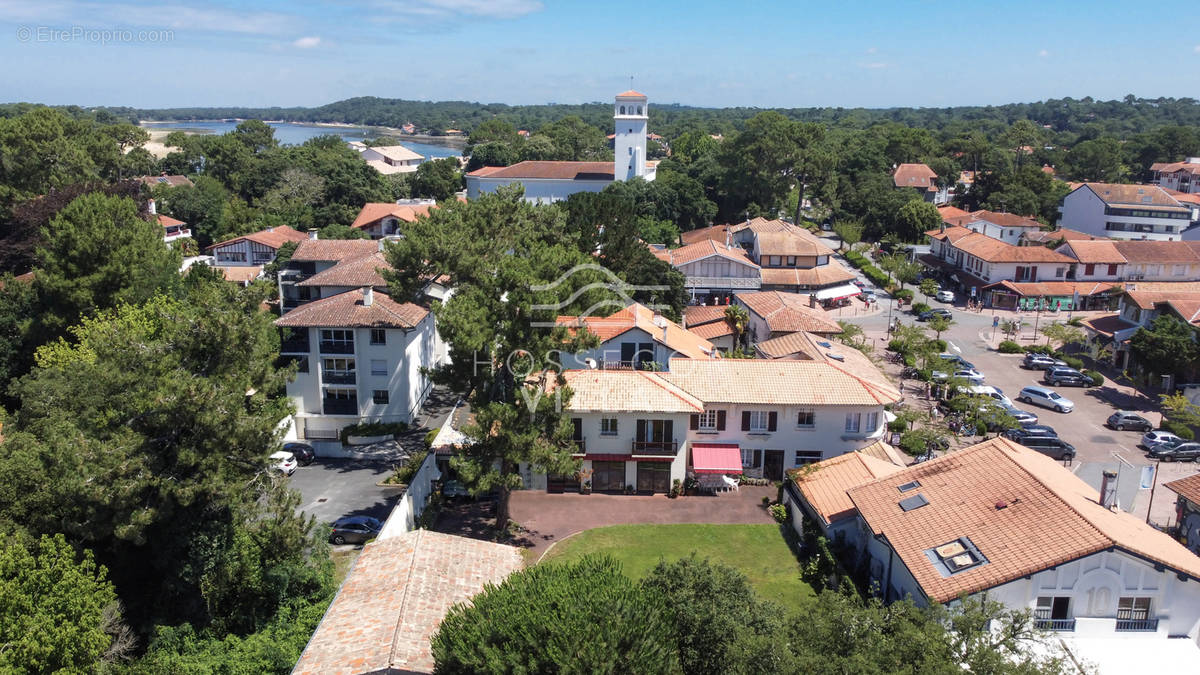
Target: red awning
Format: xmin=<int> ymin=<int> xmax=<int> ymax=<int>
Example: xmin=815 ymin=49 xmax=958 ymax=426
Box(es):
xmin=691 ymin=443 xmax=742 ymax=475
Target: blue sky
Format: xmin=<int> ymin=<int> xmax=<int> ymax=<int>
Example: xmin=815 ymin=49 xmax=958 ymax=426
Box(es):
xmin=1 ymin=0 xmax=1198 ymax=110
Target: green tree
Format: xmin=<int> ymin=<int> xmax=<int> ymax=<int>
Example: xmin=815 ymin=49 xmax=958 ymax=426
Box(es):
xmin=0 ymin=534 xmax=119 ymax=673
xmin=836 ymin=320 xmax=868 ymax=351
xmin=412 ymin=157 xmax=463 ymax=201
xmin=1129 ymin=315 xmax=1200 ymax=380
xmin=725 ymin=304 xmax=750 ymax=348
xmin=152 ymin=176 xmax=229 ymax=247
xmin=535 ymin=115 xmax=610 ymax=161
xmin=928 ymin=314 xmax=954 ymax=340
xmin=832 ymin=220 xmax=864 ymax=252
xmin=317 ymin=223 xmax=371 ymax=239
xmin=641 ymin=555 xmax=789 ymax=675
xmin=0 ymin=272 xmax=36 ymax=393
xmin=431 ymin=556 xmax=678 ymax=673
xmin=33 ymin=191 xmax=181 ymax=336
xmin=894 ymin=198 xmax=942 ymax=241
xmin=465 ymin=141 xmax=516 ymax=172
xmin=1040 ymin=321 xmax=1085 ymax=350
xmin=919 ymin=278 xmax=939 ymax=299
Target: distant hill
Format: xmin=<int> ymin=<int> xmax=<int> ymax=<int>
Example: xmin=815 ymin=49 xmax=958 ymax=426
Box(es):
xmin=25 ymin=94 xmax=1200 ymax=139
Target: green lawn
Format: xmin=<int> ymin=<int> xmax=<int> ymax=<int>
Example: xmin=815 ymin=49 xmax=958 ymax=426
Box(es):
xmin=541 ymin=523 xmax=814 ymax=611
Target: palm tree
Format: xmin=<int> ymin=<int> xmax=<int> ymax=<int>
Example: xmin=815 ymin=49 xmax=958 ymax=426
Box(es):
xmin=724 ymin=304 xmax=750 ymax=349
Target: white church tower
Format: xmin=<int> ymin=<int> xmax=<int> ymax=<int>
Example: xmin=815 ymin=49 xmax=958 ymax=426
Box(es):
xmin=614 ymin=90 xmax=648 ymax=181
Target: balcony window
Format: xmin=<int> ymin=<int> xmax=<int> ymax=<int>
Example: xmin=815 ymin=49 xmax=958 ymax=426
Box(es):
xmin=320 ymin=329 xmax=355 ymax=354
xmin=796 ymin=411 xmax=815 ymax=428
xmin=280 ymin=328 xmax=310 ymax=353
xmin=1116 ymin=597 xmax=1155 ymax=631
xmin=794 ymin=450 xmax=822 ymax=466
xmin=634 ymin=419 xmax=675 ymax=454
xmin=845 ymin=413 xmax=862 ymax=433
xmin=1035 ymin=597 xmax=1074 ymax=631
xmin=600 ymin=418 xmax=618 ymax=436
xmin=322 ymin=388 xmax=357 ymax=415
xmin=322 ymin=358 xmax=356 ymax=385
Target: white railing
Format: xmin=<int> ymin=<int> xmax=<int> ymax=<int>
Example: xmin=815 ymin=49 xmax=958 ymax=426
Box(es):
xmin=685 ymin=276 xmax=762 ymax=289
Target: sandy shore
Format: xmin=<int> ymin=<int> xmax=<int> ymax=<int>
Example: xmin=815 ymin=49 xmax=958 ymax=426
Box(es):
xmin=135 ymin=121 xmax=466 ymax=157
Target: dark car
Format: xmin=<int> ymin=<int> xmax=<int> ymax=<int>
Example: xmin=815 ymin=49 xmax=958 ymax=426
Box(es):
xmin=1011 ymin=434 xmax=1076 ymax=461
xmin=329 ymin=515 xmax=383 ymax=545
xmin=1106 ymin=412 xmax=1153 ymax=432
xmin=918 ymin=309 xmax=953 ymax=322
xmin=1043 ymin=369 xmax=1093 ymax=387
xmin=1149 ymin=442 xmax=1200 ymax=462
xmin=283 ymin=442 xmax=316 ymax=466
xmin=1005 ymin=424 xmax=1057 ymax=441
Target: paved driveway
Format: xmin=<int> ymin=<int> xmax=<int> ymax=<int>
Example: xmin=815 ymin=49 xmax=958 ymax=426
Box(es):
xmin=290 ymin=458 xmax=404 ymax=526
xmin=433 ymin=486 xmax=777 ymax=560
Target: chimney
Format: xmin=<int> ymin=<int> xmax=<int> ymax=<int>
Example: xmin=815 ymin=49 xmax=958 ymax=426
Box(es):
xmin=308 ymin=228 xmax=318 ymax=240
xmin=1099 ymin=470 xmax=1118 ymax=510
xmin=378 ymin=239 xmax=386 ymax=252
xmin=362 ymin=286 xmax=374 ymax=307
xmin=809 ymin=293 xmax=817 ymax=308
xmin=147 ymin=198 xmax=156 ymax=215
xmin=725 ymin=230 xmax=731 ymax=247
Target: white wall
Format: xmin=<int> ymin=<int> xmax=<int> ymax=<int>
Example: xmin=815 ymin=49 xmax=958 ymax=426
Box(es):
xmin=1059 ymin=188 xmax=1191 ymax=241
xmin=378 ymin=452 xmax=442 ymax=539
xmin=559 ymin=327 xmax=686 ymax=370
xmin=465 ymin=176 xmax=615 ymax=203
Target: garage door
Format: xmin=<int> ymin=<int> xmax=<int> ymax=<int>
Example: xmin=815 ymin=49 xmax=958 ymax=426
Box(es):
xmin=592 ymin=461 xmax=625 ymax=492
xmin=636 ymin=462 xmax=671 ymax=493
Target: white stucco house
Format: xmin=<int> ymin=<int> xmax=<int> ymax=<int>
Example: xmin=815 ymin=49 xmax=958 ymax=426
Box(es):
xmin=464 ymin=90 xmax=657 ymax=203
xmin=1058 ymin=183 xmax=1197 ymax=241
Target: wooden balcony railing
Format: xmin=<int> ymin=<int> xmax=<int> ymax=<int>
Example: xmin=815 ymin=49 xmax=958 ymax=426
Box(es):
xmin=632 ymin=440 xmax=678 ymax=456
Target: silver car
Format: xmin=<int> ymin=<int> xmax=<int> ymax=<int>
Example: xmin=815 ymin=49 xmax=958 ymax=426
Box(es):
xmin=1140 ymin=430 xmax=1182 ymax=451
xmin=1017 ymin=386 xmax=1074 ymax=413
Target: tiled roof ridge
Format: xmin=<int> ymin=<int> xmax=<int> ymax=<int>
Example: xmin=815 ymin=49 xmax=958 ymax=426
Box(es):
xmin=636 ymin=370 xmax=704 ymax=412
xmin=387 ymin=529 xmax=424 ymax=669
xmin=822 ymin=357 xmax=894 ymax=404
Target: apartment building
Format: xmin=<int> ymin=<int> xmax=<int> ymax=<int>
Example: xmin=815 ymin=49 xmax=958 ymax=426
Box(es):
xmin=1058 ymin=183 xmax=1196 ymax=241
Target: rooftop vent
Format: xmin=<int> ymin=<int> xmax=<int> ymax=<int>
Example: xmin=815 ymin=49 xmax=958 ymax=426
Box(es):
xmin=899 ymin=493 xmax=930 ymax=512
xmin=897 ymin=480 xmax=922 ymax=493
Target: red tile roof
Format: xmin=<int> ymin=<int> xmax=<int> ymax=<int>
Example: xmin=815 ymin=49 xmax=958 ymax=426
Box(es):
xmin=736 ymin=291 xmax=842 ymax=334
xmin=952 ymin=231 xmax=1074 ymax=263
xmin=985 ymin=280 xmax=1119 ymax=298
xmin=759 ymin=264 xmax=856 ymax=289
xmin=350 ymin=202 xmax=434 ymax=230
xmin=1059 ymin=240 xmax=1126 ymax=264
xmin=755 ymin=229 xmax=836 ymax=257
xmin=1080 ymin=313 xmax=1138 ymax=338
xmin=155 ymin=213 xmax=185 ymax=227
xmin=1165 ymin=473 xmax=1200 ymax=506
xmin=892 ymin=163 xmax=938 ymax=190
xmin=682 ymin=304 xmax=729 ymax=326
xmin=969 ymin=210 xmax=1042 ymax=229
xmin=206 ymin=225 xmax=308 ymax=252
xmin=794 ymin=451 xmax=904 ymax=526
xmin=616 ymin=90 xmax=647 ymax=98
xmin=562 ymin=369 xmax=704 ymax=413
xmin=466 ymin=161 xmax=615 ymax=181
xmin=1151 ymin=161 xmax=1200 ymax=176
xmin=1112 ymin=240 xmax=1200 ymax=264
xmin=661 ymin=356 xmax=900 ymax=406
xmin=556 ymin=303 xmax=717 ymax=359
xmin=297 ymin=251 xmax=389 ymax=288
xmin=686 ymin=320 xmax=734 ymax=340
xmin=293 ymin=530 xmax=523 ymax=675
xmin=847 ymin=437 xmax=1200 ymax=604
xmin=289 ymin=239 xmax=380 ymax=263
xmin=274 ymin=288 xmax=428 ymax=329
xmin=137 ymin=174 xmax=193 ymax=188
xmin=658 ymin=240 xmax=758 ymax=268
xmin=1022 ymin=227 xmax=1106 ymax=244
xmin=925 ymin=225 xmax=976 ymax=244
xmin=680 ymin=224 xmax=729 ymax=246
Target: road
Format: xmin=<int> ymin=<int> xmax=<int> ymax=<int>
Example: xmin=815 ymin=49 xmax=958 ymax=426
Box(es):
xmin=834 ymin=255 xmax=1197 ymax=527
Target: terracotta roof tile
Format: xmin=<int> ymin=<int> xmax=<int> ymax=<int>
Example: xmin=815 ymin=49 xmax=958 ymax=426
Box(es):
xmin=794 ymin=451 xmax=904 ymax=525
xmin=563 ymin=370 xmax=704 ymax=413
xmin=984 ymin=280 xmax=1120 ymax=298
xmin=137 ymin=174 xmax=193 ymax=188
xmin=759 ymin=264 xmax=856 ymax=289
xmin=155 ymin=213 xmax=185 ymax=227
xmin=616 ymin=90 xmax=647 ymax=98
xmin=953 ymin=231 xmax=1074 ymax=263
xmin=1080 ymin=313 xmax=1138 ymax=338
xmin=847 ymin=438 xmax=1200 ymax=604
xmin=466 ymin=161 xmax=615 ymax=181
xmin=1022 ymin=228 xmax=1105 ymax=244
xmin=293 ymin=530 xmax=523 ymax=675
xmin=289 ymin=239 xmax=380 ymax=263
xmin=207 ymin=225 xmax=308 ymax=252
xmin=351 ymin=202 xmax=434 ymax=230
xmin=686 ymin=321 xmax=734 ymax=340
xmin=755 ymin=230 xmax=836 ymax=257
xmin=1060 ymin=240 xmax=1127 ymax=264
xmin=1112 ymin=240 xmax=1200 ymax=264
xmin=925 ymin=225 xmax=976 ymax=243
xmin=1165 ymin=473 xmax=1200 ymax=506
xmin=683 ymin=304 xmax=729 ymax=326
xmin=969 ymin=210 xmax=1042 ymax=229
xmin=660 ymin=357 xmax=900 ymax=406
xmin=660 ymin=240 xmax=758 ymax=268
xmin=893 ymin=163 xmax=938 ymax=190
xmin=752 ymin=330 xmax=899 ymax=400
xmin=297 ymin=252 xmax=389 ymax=288
xmin=557 ymin=303 xmax=717 ymax=359
xmin=680 ymin=225 xmax=730 ymax=246
xmin=736 ymin=291 xmax=842 ymax=334
xmin=1151 ymin=161 xmax=1200 ymax=176
xmin=275 ymin=288 xmax=428 ymax=329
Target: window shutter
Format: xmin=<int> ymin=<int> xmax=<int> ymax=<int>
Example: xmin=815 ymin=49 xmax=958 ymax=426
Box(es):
xmin=741 ymin=411 xmax=751 ymax=431
xmin=636 ymin=419 xmax=646 ymax=442
xmin=716 ymin=410 xmax=727 ymax=430
xmin=664 ymin=420 xmax=673 ymax=441
xmin=572 ymin=418 xmax=582 ymax=440
xmin=768 ymin=411 xmax=777 ymax=432
xmin=754 ymin=450 xmax=762 ymax=468
xmin=690 ymin=414 xmax=699 ymax=430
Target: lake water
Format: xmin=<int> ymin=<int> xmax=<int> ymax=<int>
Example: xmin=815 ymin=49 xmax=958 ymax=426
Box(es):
xmin=140 ymin=120 xmax=461 ymax=159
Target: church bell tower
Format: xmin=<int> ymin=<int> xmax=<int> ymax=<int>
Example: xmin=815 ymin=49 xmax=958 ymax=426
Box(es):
xmin=613 ymin=90 xmax=648 ymax=181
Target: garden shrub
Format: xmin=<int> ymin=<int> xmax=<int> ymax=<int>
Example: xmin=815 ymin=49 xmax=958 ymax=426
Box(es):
xmin=1164 ymin=420 xmax=1195 ymax=441
xmin=1023 ymin=344 xmax=1053 ymax=354
xmin=340 ymin=421 xmax=408 ymax=444
xmin=768 ymin=504 xmax=788 ymax=523
xmin=1067 ymin=317 xmax=1083 ymax=326
xmin=911 ymin=302 xmax=930 ymax=315
xmin=888 ymin=339 xmax=905 ymax=352
xmin=998 ymin=340 xmax=1023 ymax=353
xmin=930 ymin=339 xmax=947 ymax=352
xmin=1084 ymin=370 xmax=1104 ymax=386
xmin=384 ymin=450 xmax=429 ymax=486
xmin=424 ymin=427 xmax=440 ymax=449
xmin=887 ymin=419 xmax=908 ymax=433
xmin=1062 ymin=356 xmax=1085 ymax=370
xmin=892 ymin=288 xmax=914 ymax=302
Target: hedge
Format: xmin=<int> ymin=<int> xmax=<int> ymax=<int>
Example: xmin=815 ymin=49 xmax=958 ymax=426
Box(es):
xmin=912 ymin=302 xmax=931 ymax=315
xmin=862 ymin=265 xmax=890 ymax=288
xmin=1062 ymin=356 xmax=1085 ymax=370
xmin=340 ymin=421 xmax=409 ymax=444
xmin=892 ymin=288 xmax=914 ymax=302
xmin=1164 ymin=420 xmax=1196 ymax=441
xmin=1084 ymin=369 xmax=1105 ymax=386
xmin=998 ymin=340 xmax=1023 ymax=353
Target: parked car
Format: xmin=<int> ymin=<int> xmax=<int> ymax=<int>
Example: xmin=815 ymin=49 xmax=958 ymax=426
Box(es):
xmin=1011 ymin=434 xmax=1076 ymax=461
xmin=1005 ymin=424 xmax=1057 ymax=439
xmin=1022 ymin=353 xmax=1068 ymax=370
xmin=1106 ymin=412 xmax=1153 ymax=432
xmin=329 ymin=515 xmax=383 ymax=545
xmin=1002 ymin=405 xmax=1039 ymax=426
xmin=1044 ymin=370 xmax=1094 ymax=387
xmin=962 ymin=384 xmax=1012 ymax=407
xmin=1149 ymin=442 xmax=1200 ymax=462
xmin=1141 ymin=430 xmax=1183 ymax=451
xmin=269 ymin=450 xmax=297 ymax=476
xmin=935 ymin=290 xmax=955 ymax=303
xmin=283 ymin=442 xmax=316 ymax=466
xmin=441 ymin=480 xmax=473 ymax=501
xmin=951 ymin=368 xmax=986 ymax=384
xmin=918 ymin=309 xmax=953 ymax=321
xmin=1017 ymin=386 xmax=1074 ymax=413
xmin=852 ymin=280 xmax=866 ymax=289
xmin=937 ymin=353 xmax=975 ymax=370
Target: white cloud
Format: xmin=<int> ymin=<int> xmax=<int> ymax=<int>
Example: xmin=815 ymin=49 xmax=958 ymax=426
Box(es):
xmin=866 ymin=46 xmax=877 ymax=54
xmin=367 ymin=0 xmax=544 ymax=21
xmin=860 ymin=62 xmax=889 ymax=69
xmin=293 ymin=36 xmax=321 ymax=48
xmin=1038 ymin=49 xmax=1049 ymax=57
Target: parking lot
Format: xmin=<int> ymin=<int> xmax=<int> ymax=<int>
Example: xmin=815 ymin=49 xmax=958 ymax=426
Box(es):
xmin=842 ymin=269 xmax=1199 ymax=527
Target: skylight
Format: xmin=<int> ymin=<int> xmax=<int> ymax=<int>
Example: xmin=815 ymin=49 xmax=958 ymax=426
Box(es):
xmin=925 ymin=537 xmax=988 ymax=577
xmin=898 ymin=493 xmax=929 ymax=511
xmin=816 ymin=340 xmax=832 ymax=348
xmin=897 ymin=480 xmax=922 ymax=493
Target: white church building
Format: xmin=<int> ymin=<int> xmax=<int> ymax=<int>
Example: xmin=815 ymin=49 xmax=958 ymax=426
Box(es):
xmin=465 ymin=90 xmax=657 ymax=203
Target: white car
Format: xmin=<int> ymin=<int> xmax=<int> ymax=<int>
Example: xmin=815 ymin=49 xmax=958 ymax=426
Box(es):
xmin=935 ymin=290 xmax=955 ymax=303
xmin=1141 ymin=430 xmax=1182 ymax=451
xmin=952 ymin=368 xmax=985 ymax=384
xmin=269 ymin=451 xmax=298 ymax=476
xmin=1017 ymin=386 xmax=1074 ymax=413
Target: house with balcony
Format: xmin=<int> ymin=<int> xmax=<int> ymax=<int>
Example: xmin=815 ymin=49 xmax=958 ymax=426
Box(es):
xmin=892 ymin=163 xmax=947 ymax=204
xmin=922 ymin=226 xmax=1076 ymax=307
xmin=556 ymin=302 xmax=717 ymax=371
xmin=274 ymin=286 xmax=438 ymax=442
xmin=725 ymin=217 xmax=858 ymax=294
xmin=1085 ymin=283 xmax=1200 ymax=374
xmin=1058 ymin=183 xmax=1197 ymax=241
xmin=350 ymin=201 xmax=436 ymax=239
xmin=277 ymin=236 xmax=382 ymax=312
xmin=146 ymin=199 xmax=190 ymax=243
xmin=733 ymin=291 xmax=842 ymax=343
xmin=1150 ymin=158 xmax=1200 ymax=195
xmin=787 ymin=436 xmax=1200 ymax=672
xmin=650 ymin=239 xmax=761 ymax=302
xmin=207 ymin=225 xmax=308 ymax=267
